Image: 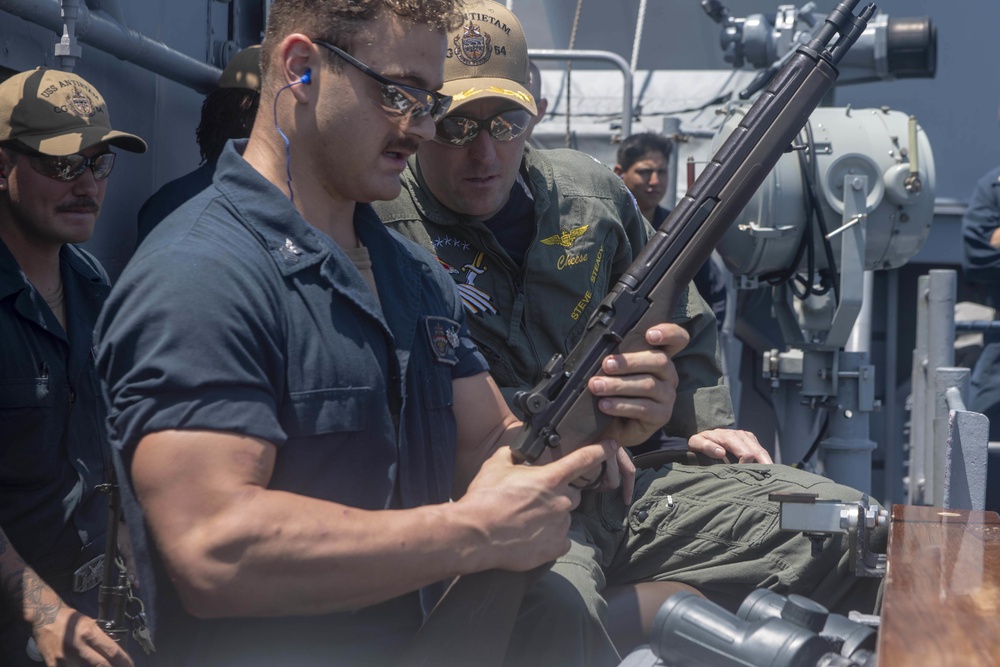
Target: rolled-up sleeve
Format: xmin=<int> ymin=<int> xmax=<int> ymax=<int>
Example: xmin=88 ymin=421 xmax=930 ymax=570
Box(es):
xmin=96 ymin=242 xmax=287 ymax=455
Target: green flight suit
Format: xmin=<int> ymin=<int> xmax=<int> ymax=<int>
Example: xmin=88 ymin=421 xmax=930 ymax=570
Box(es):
xmin=375 ymin=146 xmax=880 ymax=667
xmin=376 ymin=145 xmax=733 ymax=437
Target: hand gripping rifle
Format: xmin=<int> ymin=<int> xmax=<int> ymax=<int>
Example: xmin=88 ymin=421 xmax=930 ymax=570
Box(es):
xmin=399 ymin=3 xmax=876 ymax=665
xmin=511 ymin=0 xmax=875 ymax=465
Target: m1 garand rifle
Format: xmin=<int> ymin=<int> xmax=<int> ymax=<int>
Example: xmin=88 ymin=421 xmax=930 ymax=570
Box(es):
xmin=511 ymin=0 xmax=876 ymax=466
xmin=400 ymin=3 xmax=876 ymax=665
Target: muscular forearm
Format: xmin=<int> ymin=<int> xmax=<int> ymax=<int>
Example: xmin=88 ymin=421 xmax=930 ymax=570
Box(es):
xmin=133 ymin=430 xmax=505 ymax=619
xmin=161 ymin=488 xmax=496 ymax=618
xmin=0 ymin=526 xmax=66 ymax=635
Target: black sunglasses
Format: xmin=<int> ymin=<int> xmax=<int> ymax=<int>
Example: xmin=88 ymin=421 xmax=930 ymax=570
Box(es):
xmin=4 ymin=144 xmax=116 ymax=182
xmin=312 ymin=39 xmax=451 ymax=122
xmin=434 ymin=109 xmax=533 ymax=147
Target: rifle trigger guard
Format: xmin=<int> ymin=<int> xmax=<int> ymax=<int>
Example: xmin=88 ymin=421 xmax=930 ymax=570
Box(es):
xmin=570 ymin=461 xmax=607 ymax=491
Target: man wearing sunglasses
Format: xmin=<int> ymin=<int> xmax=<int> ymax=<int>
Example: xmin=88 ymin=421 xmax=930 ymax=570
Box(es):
xmin=95 ymin=1 xmax=680 ymax=665
xmin=376 ymin=2 xmax=882 ymax=665
xmin=0 ymin=68 xmax=145 ymax=666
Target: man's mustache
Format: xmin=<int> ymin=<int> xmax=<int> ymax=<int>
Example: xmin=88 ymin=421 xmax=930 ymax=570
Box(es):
xmin=56 ymin=199 xmax=100 ymax=213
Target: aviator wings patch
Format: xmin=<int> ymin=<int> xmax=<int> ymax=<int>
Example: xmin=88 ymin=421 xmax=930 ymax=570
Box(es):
xmin=541 ymin=225 xmax=589 ymax=248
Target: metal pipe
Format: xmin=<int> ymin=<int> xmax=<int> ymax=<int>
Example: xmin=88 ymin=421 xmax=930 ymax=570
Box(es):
xmin=945 ymin=385 xmax=966 ymax=413
xmin=0 ymin=0 xmax=221 ymax=92
xmin=883 ymin=268 xmax=899 ymax=506
xmin=906 ymin=274 xmax=928 ymax=504
xmin=661 ymin=116 xmax=680 ymax=209
xmin=91 ymin=0 xmax=128 ymax=26
xmin=924 ymin=270 xmax=956 ymax=505
xmin=55 ymin=0 xmax=82 ymax=72
xmin=528 ymin=49 xmax=633 ymax=139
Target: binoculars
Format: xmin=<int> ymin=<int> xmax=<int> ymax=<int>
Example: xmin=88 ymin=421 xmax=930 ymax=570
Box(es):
xmin=618 ymin=588 xmax=877 ymax=667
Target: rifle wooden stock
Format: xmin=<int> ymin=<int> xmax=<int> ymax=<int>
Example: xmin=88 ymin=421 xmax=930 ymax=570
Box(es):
xmin=401 ymin=3 xmax=876 ymax=664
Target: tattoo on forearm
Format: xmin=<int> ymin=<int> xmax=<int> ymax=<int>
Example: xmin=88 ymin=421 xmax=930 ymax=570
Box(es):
xmin=22 ymin=571 xmax=62 ymax=627
xmin=4 ymin=569 xmax=63 ymax=628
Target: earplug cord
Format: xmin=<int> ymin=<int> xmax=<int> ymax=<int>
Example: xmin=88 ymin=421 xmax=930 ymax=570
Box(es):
xmin=272 ymin=69 xmax=310 ymax=204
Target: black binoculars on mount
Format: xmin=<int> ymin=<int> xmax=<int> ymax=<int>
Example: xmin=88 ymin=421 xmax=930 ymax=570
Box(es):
xmin=617 ymin=588 xmax=877 ymax=667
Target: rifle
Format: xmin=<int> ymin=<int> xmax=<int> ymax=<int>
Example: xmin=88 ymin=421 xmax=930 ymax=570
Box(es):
xmin=400 ymin=3 xmax=876 ymax=665
xmin=512 ymin=1 xmax=876 ymax=465
xmin=96 ymin=471 xmax=155 ymax=655
xmin=96 ymin=478 xmax=130 ymax=647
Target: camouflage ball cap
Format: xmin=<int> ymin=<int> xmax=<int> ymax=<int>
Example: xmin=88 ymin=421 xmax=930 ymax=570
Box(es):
xmin=441 ymin=0 xmax=536 ymax=115
xmin=0 ymin=67 xmax=147 ymax=156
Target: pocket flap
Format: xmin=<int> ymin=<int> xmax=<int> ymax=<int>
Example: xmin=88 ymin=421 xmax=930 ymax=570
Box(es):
xmin=283 ymin=387 xmax=371 ymax=437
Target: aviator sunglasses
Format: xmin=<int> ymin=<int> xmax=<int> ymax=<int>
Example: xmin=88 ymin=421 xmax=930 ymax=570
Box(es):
xmin=3 ymin=144 xmax=116 ymax=182
xmin=312 ymin=39 xmax=452 ymax=122
xmin=433 ymin=109 xmax=533 ymax=147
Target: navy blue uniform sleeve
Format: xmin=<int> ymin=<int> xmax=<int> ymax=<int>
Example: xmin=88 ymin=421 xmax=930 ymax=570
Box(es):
xmin=96 ymin=241 xmax=288 ymax=454
xmin=449 ymin=311 xmax=490 ymax=380
xmin=962 ymin=168 xmax=1000 ymax=284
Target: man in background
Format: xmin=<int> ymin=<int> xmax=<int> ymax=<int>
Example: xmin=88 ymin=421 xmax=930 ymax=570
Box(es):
xmin=0 ymin=67 xmax=144 ymax=667
xmin=614 ymin=131 xmax=672 ymax=229
xmin=961 ymin=147 xmax=1000 ymax=440
xmin=135 ymin=44 xmax=260 ymax=245
xmin=616 ymin=130 xmax=728 ymax=330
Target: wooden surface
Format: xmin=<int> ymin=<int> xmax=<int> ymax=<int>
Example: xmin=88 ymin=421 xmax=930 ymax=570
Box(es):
xmin=877 ymin=504 xmax=1000 ymax=666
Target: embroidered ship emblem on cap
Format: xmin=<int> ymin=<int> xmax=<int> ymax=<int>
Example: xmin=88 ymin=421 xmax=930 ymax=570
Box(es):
xmin=68 ymin=87 xmax=95 ymax=118
xmin=455 ymin=20 xmax=491 ymax=66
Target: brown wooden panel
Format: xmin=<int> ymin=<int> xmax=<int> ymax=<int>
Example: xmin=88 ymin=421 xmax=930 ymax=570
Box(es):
xmin=877 ymin=504 xmax=1000 ymax=666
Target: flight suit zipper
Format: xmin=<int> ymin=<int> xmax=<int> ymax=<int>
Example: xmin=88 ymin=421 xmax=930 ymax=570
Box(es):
xmin=468 ymin=223 xmax=544 ymax=385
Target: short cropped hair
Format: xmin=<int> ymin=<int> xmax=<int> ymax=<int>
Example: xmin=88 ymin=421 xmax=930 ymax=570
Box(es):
xmin=261 ymin=0 xmax=464 ymax=77
xmin=616 ymin=132 xmax=673 ymax=171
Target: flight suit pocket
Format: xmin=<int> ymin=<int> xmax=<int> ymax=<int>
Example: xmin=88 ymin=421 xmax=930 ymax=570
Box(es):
xmin=282 ymin=387 xmax=371 ymax=438
xmin=626 ymin=464 xmax=780 ymax=557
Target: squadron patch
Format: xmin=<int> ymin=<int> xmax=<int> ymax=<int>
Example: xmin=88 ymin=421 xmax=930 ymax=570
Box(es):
xmin=436 ymin=252 xmax=498 ymax=316
xmin=454 ymin=20 xmax=492 ymax=66
xmin=426 ymin=317 xmax=462 ymax=366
